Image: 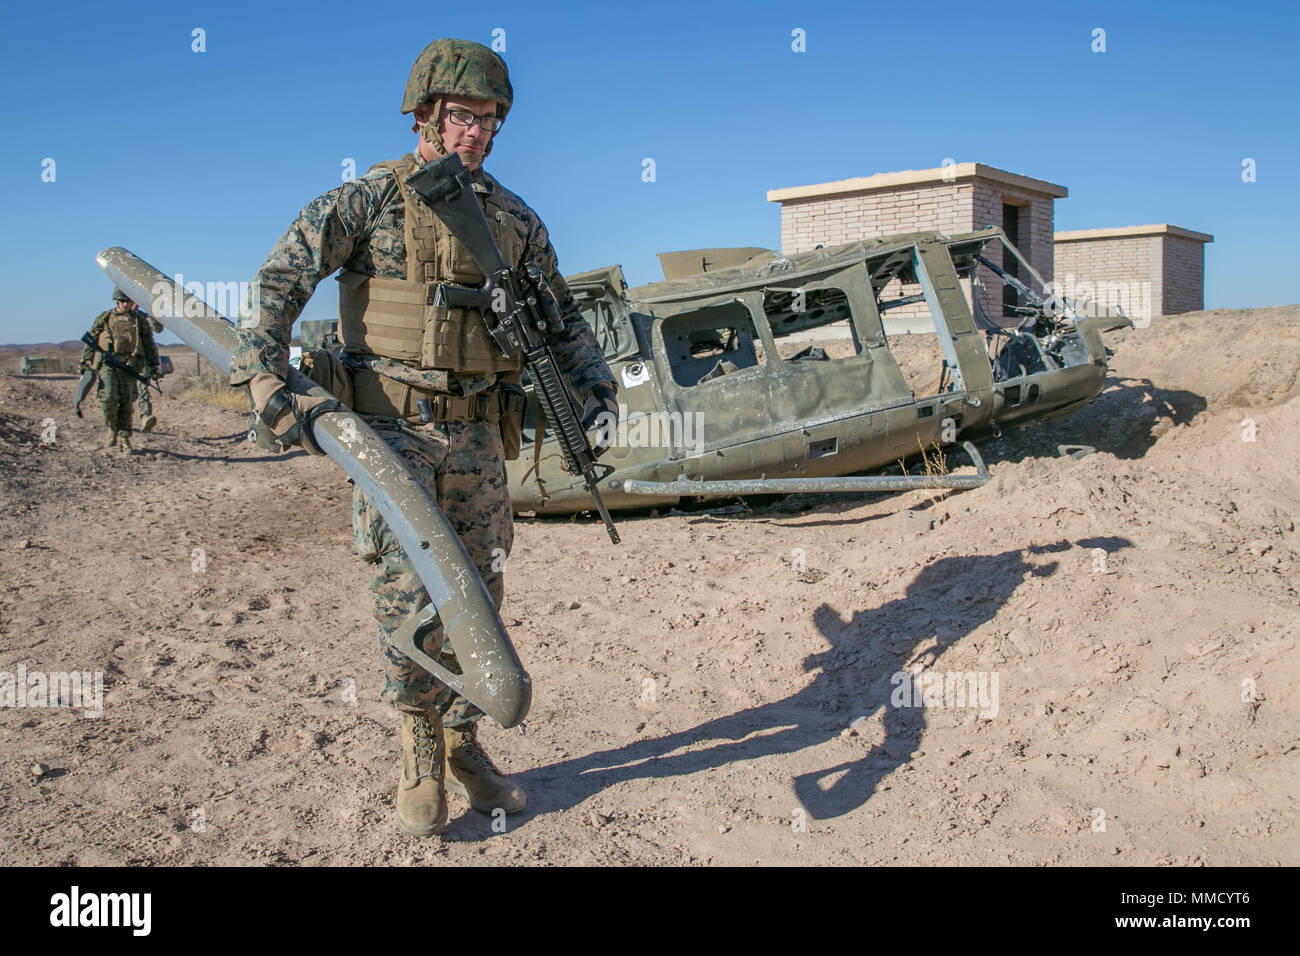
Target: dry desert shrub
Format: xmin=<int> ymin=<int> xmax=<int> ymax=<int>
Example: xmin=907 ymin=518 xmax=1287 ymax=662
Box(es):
xmin=180 ymin=359 xmax=247 ymax=410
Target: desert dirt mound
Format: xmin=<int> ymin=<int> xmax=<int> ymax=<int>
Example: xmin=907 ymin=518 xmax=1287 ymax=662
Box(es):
xmin=1 ymin=306 xmax=1297 ymax=866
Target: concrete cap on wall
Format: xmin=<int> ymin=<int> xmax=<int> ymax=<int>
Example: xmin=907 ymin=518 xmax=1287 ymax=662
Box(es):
xmin=767 ymin=163 xmax=1068 ymax=203
xmin=1054 ymin=224 xmax=1214 ymax=243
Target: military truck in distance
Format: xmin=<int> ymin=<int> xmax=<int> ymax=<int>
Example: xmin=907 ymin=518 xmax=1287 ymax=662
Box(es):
xmin=19 ymin=356 xmax=65 ymax=375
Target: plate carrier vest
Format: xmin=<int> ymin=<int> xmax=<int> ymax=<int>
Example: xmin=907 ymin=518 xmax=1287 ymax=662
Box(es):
xmin=336 ymin=154 xmax=526 ymax=375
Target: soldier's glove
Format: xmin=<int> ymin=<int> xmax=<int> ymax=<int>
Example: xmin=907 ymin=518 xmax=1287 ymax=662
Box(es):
xmin=246 ymin=372 xmax=342 ymax=456
xmin=78 ymin=361 xmax=90 ymax=374
xmin=580 ymin=381 xmax=619 ymax=458
xmin=149 ymin=365 xmax=161 ymax=379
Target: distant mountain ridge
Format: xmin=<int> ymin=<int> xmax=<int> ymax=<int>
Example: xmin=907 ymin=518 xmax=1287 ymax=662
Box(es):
xmin=0 ymin=341 xmax=187 ymax=352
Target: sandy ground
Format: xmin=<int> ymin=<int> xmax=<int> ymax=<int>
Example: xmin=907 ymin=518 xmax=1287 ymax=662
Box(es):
xmin=1 ymin=306 xmax=1297 ymax=866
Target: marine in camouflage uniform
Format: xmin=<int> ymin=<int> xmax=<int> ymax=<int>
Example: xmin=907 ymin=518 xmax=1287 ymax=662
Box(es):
xmin=229 ymin=39 xmax=616 ymax=836
xmin=80 ymin=288 xmax=160 ymax=454
xmin=134 ymin=314 xmax=165 ymax=432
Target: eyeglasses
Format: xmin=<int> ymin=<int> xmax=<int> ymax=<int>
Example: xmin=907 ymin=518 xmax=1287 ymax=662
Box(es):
xmin=441 ymin=107 xmax=504 ymax=133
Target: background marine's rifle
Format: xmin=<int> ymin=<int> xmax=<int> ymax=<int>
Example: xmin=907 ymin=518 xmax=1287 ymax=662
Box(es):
xmin=405 ymin=153 xmax=621 ymax=544
xmin=79 ymin=332 xmax=161 ymax=391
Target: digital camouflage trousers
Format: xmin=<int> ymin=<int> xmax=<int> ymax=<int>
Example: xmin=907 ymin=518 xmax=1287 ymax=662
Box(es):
xmin=351 ymin=417 xmax=513 ymax=726
xmin=98 ymin=365 xmax=136 ymax=432
xmin=136 ymin=378 xmax=153 ymax=418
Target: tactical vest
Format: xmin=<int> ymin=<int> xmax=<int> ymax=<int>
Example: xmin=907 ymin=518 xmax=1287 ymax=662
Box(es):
xmin=337 ymin=154 xmax=526 ymax=374
xmin=98 ymin=310 xmax=139 ymax=357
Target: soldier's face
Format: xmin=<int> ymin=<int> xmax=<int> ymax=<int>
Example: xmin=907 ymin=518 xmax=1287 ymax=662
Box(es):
xmin=415 ymin=95 xmax=500 ymax=170
xmin=115 ymin=300 xmax=133 ymax=312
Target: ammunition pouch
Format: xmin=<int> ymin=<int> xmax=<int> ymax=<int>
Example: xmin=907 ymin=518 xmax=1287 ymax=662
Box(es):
xmin=337 ymin=272 xmax=523 ymax=374
xmin=348 ymin=366 xmax=504 ymax=426
xmin=499 ymin=375 xmax=527 ymax=461
xmin=299 ymin=348 xmax=355 ymax=408
xmin=337 ymin=271 xmax=425 ymax=364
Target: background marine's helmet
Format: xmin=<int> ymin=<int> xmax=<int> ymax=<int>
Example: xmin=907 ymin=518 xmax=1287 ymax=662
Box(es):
xmin=402 ymin=39 xmax=512 ymax=159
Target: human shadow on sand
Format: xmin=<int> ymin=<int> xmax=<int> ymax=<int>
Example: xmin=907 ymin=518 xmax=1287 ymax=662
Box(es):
xmin=504 ymin=537 xmax=1131 ymax=831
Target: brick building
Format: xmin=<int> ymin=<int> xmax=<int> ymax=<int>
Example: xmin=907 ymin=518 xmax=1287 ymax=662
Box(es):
xmin=1053 ymin=224 xmax=1213 ymax=322
xmin=767 ymin=163 xmax=1067 ymax=322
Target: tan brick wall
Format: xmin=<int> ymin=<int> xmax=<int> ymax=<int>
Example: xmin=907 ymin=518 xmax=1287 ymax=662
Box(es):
xmin=779 ymin=182 xmax=973 ymax=255
xmin=1162 ymin=236 xmax=1206 ymax=314
xmin=1053 ymin=235 xmax=1163 ymax=323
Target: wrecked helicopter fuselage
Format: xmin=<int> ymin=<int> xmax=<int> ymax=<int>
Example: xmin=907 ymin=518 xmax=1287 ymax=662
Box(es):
xmin=508 ymin=226 xmax=1132 ymax=516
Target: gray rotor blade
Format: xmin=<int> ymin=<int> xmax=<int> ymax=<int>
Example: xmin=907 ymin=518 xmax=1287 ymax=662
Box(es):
xmin=96 ymin=246 xmax=530 ymax=727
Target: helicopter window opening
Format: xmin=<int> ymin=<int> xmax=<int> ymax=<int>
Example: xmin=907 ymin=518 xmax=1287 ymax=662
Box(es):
xmin=1028 ymin=383 xmax=1040 ymax=402
xmin=916 ymin=405 xmax=935 ymax=419
xmin=990 ymin=332 xmax=1049 ymax=382
xmin=878 ymin=300 xmax=950 ymax=400
xmin=662 ymin=301 xmax=762 ymax=388
xmin=689 ymin=328 xmax=736 ymax=358
xmin=762 ymin=287 xmax=861 ymax=360
xmin=970 ymin=236 xmax=1043 ymax=325
xmin=868 ymin=250 xmax=959 ymax=400
xmin=962 ymin=238 xmax=1072 ymax=383
xmin=1004 ymin=384 xmax=1021 ymax=407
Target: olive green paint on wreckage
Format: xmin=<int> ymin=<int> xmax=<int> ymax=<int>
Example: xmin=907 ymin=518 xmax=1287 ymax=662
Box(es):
xmin=511 ymin=227 xmax=1131 ymax=515
xmin=95 ymin=246 xmax=531 ymax=728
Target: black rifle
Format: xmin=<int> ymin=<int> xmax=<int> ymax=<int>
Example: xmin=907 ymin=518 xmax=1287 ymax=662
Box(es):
xmin=405 ymin=154 xmax=620 ymax=544
xmin=80 ymin=331 xmax=161 ymax=392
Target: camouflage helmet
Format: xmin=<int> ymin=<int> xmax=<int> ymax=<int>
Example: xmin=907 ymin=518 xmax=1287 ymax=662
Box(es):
xmin=112 ymin=287 xmax=132 ymax=302
xmin=401 ymin=39 xmax=513 ymax=119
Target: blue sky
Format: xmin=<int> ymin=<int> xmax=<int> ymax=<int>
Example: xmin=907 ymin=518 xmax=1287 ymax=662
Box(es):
xmin=2 ymin=0 xmax=1296 ymax=344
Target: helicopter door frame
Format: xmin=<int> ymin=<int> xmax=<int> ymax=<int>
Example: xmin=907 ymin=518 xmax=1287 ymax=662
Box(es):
xmin=911 ymin=240 xmax=996 ymax=432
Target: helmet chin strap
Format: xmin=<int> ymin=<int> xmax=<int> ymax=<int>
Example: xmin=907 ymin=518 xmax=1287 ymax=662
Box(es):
xmin=416 ymin=95 xmax=446 ymax=155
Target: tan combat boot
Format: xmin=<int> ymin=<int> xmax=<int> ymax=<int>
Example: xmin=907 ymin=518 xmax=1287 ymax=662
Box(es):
xmin=140 ymin=414 xmax=157 ymax=433
xmin=104 ymin=427 xmax=118 ymax=449
xmin=117 ymin=431 xmax=133 ymax=454
xmin=396 ymin=710 xmax=448 ymax=837
xmin=444 ymin=723 xmax=527 ymax=814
